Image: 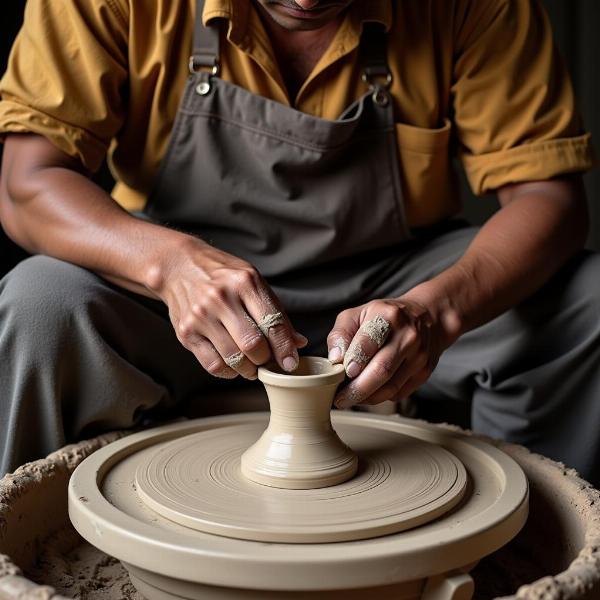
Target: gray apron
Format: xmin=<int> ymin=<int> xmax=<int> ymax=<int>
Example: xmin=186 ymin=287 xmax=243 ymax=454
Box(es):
xmin=146 ymin=0 xmax=411 ymax=313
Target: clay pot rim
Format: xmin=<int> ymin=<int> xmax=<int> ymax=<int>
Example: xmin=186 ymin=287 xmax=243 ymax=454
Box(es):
xmin=258 ymin=356 xmax=345 ymax=387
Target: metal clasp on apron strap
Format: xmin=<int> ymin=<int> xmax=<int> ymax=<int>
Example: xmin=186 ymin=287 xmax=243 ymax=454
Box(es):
xmin=362 ymin=65 xmax=393 ymax=107
xmin=189 ymin=55 xmax=220 ymax=95
xmin=359 ymin=24 xmax=393 ymax=107
xmin=189 ymin=14 xmax=221 ymax=95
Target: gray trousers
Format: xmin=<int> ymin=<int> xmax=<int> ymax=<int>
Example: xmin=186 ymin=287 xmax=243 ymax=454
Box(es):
xmin=1 ymin=225 xmax=600 ymax=484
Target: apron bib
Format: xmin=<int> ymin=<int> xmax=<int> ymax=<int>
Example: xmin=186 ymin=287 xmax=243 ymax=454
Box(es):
xmin=146 ymin=0 xmax=411 ymax=312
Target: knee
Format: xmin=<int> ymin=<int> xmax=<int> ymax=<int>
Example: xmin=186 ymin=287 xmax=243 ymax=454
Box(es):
xmin=541 ymin=250 xmax=600 ymax=345
xmin=0 ymin=256 xmax=99 ymax=331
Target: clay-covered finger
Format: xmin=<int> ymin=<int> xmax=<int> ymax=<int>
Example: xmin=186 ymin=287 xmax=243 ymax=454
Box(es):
xmin=184 ymin=334 xmax=238 ymax=379
xmin=327 ymin=308 xmax=361 ymax=364
xmin=219 ymin=306 xmax=271 ymax=367
xmin=334 ymin=310 xmax=432 ymax=409
xmin=257 ymin=311 xmax=300 ymax=372
xmin=203 ymin=321 xmax=259 ymax=380
xmin=334 ymin=339 xmax=414 ymax=409
xmin=342 ymin=314 xmax=391 ymax=379
xmin=243 ymin=288 xmax=302 ymax=372
xmin=336 ymin=341 xmax=428 ymax=409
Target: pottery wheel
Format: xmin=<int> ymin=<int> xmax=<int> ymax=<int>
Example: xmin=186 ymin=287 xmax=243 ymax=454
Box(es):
xmin=69 ymin=413 xmax=529 ymax=595
xmin=135 ymin=422 xmax=467 ymax=543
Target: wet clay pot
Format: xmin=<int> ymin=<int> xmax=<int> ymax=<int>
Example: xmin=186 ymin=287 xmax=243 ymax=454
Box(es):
xmin=241 ymin=357 xmax=358 ymax=489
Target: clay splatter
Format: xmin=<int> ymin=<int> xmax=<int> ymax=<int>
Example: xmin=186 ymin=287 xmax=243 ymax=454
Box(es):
xmin=343 ymin=341 xmax=370 ymax=370
xmin=224 ymin=351 xmax=244 ymax=369
xmin=258 ymin=312 xmax=284 ymax=336
xmin=360 ymin=315 xmax=390 ymax=348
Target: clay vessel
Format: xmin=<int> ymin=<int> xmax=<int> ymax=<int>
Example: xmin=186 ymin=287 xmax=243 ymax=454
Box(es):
xmin=240 ymin=356 xmax=358 ymax=489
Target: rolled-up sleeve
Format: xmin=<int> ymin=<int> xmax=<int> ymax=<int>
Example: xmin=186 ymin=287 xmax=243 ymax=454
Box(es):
xmin=0 ymin=0 xmax=128 ymax=172
xmin=452 ymin=0 xmax=595 ymax=195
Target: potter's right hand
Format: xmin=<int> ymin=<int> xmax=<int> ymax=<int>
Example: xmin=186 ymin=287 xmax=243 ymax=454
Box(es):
xmin=149 ymin=236 xmax=307 ymax=380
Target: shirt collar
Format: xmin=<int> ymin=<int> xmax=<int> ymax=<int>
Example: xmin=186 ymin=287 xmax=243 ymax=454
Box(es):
xmin=201 ymin=0 xmax=392 ymax=43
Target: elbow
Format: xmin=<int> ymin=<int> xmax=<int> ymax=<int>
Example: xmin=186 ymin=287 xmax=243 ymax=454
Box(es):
xmin=0 ymin=163 xmax=23 ymax=247
xmin=0 ymin=144 xmax=37 ymax=252
xmin=1 ymin=133 xmax=89 ymax=253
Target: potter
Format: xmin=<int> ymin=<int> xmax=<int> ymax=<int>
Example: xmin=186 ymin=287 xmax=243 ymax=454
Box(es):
xmin=1 ymin=1 xmax=599 ymax=596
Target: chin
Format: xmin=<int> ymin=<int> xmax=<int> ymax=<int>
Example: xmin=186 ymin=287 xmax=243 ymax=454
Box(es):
xmin=267 ymin=13 xmax=334 ymax=31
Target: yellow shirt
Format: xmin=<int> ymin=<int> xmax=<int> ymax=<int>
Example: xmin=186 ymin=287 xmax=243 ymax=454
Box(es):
xmin=0 ymin=0 xmax=594 ymax=227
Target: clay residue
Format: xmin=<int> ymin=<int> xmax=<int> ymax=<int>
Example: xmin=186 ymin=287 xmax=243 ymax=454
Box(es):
xmin=243 ymin=312 xmax=261 ymax=332
xmin=360 ymin=315 xmax=390 ymax=348
xmin=258 ymin=312 xmax=284 ymax=336
xmin=0 ymin=431 xmax=129 ymax=580
xmin=328 ymin=338 xmax=347 ymax=364
xmin=333 ymin=338 xmax=347 ymax=354
xmin=336 ymin=387 xmax=364 ymax=409
xmin=224 ymin=351 xmax=244 ymax=369
xmin=25 ymin=527 xmax=143 ymax=600
xmin=343 ymin=342 xmax=369 ymax=369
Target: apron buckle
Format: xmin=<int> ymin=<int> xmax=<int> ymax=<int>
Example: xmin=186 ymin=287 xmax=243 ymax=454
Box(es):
xmin=371 ymin=86 xmax=390 ymax=107
xmin=361 ymin=69 xmax=393 ymax=107
xmin=189 ymin=55 xmax=220 ymax=76
xmin=189 ymin=55 xmax=220 ymax=96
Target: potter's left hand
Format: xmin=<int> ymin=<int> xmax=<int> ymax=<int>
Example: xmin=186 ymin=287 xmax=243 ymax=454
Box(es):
xmin=328 ymin=298 xmax=448 ymax=408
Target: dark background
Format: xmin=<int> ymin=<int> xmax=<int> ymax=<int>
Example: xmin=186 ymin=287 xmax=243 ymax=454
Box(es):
xmin=1 ymin=1 xmax=599 ymax=276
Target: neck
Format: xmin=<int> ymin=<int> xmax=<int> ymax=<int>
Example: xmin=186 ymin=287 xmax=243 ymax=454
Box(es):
xmin=260 ymin=10 xmax=343 ymax=53
xmin=256 ymin=6 xmax=344 ymax=102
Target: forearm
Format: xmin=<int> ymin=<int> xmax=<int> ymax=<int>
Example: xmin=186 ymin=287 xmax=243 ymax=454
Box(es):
xmin=0 ymin=141 xmax=197 ymax=298
xmin=402 ymin=178 xmax=589 ymax=345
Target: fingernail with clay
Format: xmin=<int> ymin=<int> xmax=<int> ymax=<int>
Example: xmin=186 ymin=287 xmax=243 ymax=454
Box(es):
xmin=283 ymin=355 xmax=298 ymax=372
xmin=328 ymin=347 xmax=342 ymax=363
xmin=346 ymin=360 xmax=361 ymax=379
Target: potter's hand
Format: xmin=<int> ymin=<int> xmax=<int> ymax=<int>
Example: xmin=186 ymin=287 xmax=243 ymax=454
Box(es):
xmin=154 ymin=238 xmax=307 ymax=379
xmin=327 ymin=298 xmax=447 ymax=408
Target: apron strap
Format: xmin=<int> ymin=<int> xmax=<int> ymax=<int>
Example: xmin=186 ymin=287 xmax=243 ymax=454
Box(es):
xmin=360 ymin=23 xmax=393 ymax=91
xmin=189 ymin=0 xmax=220 ymax=74
xmin=189 ymin=2 xmax=390 ymax=87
